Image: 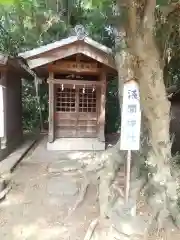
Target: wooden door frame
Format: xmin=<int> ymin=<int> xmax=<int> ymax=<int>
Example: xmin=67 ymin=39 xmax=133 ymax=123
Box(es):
xmin=98 ymin=71 xmax=106 ymax=142
xmin=48 ymin=77 xmax=103 ymax=141
xmin=48 ymin=72 xmax=55 ymax=143
xmin=75 ymin=87 xmax=79 ymax=135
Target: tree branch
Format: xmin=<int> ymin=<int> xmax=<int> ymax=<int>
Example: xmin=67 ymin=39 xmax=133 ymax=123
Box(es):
xmin=160 ymin=2 xmax=180 ymax=19
xmin=143 ymin=0 xmax=156 ymax=32
xmin=128 ymin=0 xmax=137 ymax=38
xmin=125 ymin=0 xmax=139 ymax=57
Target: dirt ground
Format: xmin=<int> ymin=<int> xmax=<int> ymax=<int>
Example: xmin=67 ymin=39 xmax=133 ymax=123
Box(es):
xmin=1 ymin=136 xmax=180 ymax=240
xmin=0 ymin=138 xmax=99 ymax=240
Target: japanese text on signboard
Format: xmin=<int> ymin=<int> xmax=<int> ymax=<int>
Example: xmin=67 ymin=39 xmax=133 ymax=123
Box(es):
xmin=120 ymin=81 xmax=141 ymax=151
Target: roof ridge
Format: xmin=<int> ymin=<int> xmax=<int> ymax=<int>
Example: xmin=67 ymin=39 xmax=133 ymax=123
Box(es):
xmin=18 ymin=36 xmax=112 ymax=59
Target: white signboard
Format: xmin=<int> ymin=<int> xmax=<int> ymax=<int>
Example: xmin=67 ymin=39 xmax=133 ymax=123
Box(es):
xmin=0 ymin=86 xmax=4 ymax=138
xmin=120 ymin=80 xmax=141 ymax=150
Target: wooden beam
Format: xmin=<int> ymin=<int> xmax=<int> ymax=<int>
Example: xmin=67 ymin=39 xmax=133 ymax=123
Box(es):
xmin=75 ymin=88 xmax=79 ymax=135
xmin=48 ymin=72 xmax=55 ymax=143
xmin=0 ymin=85 xmax=4 ymax=138
xmin=0 ymin=72 xmax=7 ymax=148
xmin=47 ymin=79 xmax=103 ymax=86
xmin=0 ymin=66 xmax=7 ymax=72
xmin=98 ymin=71 xmax=106 ymax=142
xmin=48 ymin=61 xmax=101 ymax=75
xmin=27 ymin=43 xmax=116 ymax=70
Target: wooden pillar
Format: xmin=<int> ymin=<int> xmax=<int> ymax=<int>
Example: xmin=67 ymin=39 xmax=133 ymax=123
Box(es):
xmin=98 ymin=71 xmax=106 ymax=142
xmin=48 ymin=72 xmax=55 ymax=143
xmin=0 ymin=71 xmax=7 ymax=150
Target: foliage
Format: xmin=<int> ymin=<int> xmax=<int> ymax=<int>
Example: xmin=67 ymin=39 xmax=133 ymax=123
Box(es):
xmin=0 ymin=0 xmax=114 ymax=54
xmin=22 ymin=80 xmax=39 ymax=131
xmin=0 ymin=0 xmax=70 ymax=55
xmin=0 ymin=0 xmax=119 ymax=131
xmin=22 ymin=79 xmax=48 ymax=131
xmin=0 ymin=0 xmax=14 ymax=4
xmin=105 ymin=77 xmax=120 ymax=133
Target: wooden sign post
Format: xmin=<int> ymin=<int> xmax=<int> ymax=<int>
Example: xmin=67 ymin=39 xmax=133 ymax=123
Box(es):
xmin=120 ymin=80 xmax=141 ymax=203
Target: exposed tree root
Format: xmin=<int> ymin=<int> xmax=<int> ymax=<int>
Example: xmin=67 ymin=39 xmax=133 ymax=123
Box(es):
xmin=84 ymin=218 xmax=99 ymax=240
xmin=98 ymin=157 xmax=122 ymax=218
xmin=69 ymin=178 xmax=90 ymax=217
xmin=82 ymin=145 xmax=129 ymax=240
xmin=68 ymin=142 xmax=125 ymax=217
xmin=66 ymin=142 xmax=146 ymax=239
xmin=0 ymin=185 xmax=11 ymax=201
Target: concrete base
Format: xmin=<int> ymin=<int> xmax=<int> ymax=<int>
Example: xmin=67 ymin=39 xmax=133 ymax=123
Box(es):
xmin=47 ymin=138 xmax=105 ymax=151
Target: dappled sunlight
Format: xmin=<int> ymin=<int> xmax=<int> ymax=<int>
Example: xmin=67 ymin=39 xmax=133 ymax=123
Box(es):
xmin=66 ymin=151 xmax=98 ymax=167
xmin=12 ymin=220 xmax=68 ymax=240
xmin=0 ymin=139 xmax=108 ymax=239
xmin=0 ymin=193 xmax=25 ymax=208
xmin=107 ymin=144 xmax=113 ymax=148
xmin=67 ymin=152 xmax=94 ymax=161
xmin=48 ymin=197 xmax=62 ymax=206
xmin=118 ymin=222 xmax=133 ymax=235
xmin=66 ymin=150 xmax=114 ymax=165
xmin=13 ymin=223 xmax=39 ymax=239
xmin=37 ymin=226 xmax=68 ymax=240
xmin=100 ymin=152 xmax=110 ymax=160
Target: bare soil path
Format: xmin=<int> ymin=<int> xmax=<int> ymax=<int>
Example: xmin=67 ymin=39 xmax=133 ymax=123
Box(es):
xmin=0 ymin=137 xmax=98 ymax=240
xmin=2 ymin=136 xmax=179 ymax=240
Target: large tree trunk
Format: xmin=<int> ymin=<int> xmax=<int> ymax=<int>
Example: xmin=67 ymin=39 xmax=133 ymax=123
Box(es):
xmin=129 ymin=0 xmax=179 ymax=232
xmin=137 ymin=36 xmax=171 ymax=164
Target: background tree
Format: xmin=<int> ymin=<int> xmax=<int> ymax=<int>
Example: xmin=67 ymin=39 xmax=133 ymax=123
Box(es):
xmin=0 ymin=0 xmax=119 ymax=131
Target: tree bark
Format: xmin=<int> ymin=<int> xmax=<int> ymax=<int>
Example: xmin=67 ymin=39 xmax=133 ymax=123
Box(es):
xmin=137 ymin=37 xmax=171 ymax=163
xmin=116 ymin=0 xmax=178 ymax=230
xmin=84 ymin=1 xmax=179 ymax=238
xmin=130 ymin=0 xmax=178 ymax=230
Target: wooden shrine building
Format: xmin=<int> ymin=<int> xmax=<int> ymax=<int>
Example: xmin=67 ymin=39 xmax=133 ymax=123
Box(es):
xmin=0 ymin=54 xmax=31 ymax=160
xmin=19 ymin=29 xmax=117 ymax=150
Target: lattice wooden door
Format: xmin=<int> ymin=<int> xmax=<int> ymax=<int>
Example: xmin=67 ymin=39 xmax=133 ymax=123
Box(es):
xmin=55 ymin=85 xmax=98 ymax=138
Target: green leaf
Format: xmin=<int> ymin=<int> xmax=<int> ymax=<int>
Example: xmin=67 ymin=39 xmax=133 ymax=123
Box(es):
xmin=156 ymin=0 xmax=168 ymax=5
xmin=91 ymin=0 xmax=100 ymax=6
xmin=156 ymin=0 xmax=179 ymax=6
xmin=0 ymin=0 xmax=14 ymax=4
xmin=91 ymin=0 xmax=108 ymax=7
